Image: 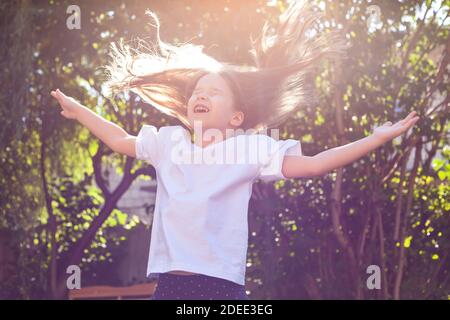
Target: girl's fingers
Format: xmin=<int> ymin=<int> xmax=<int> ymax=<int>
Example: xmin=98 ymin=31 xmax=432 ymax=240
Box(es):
xmin=51 ymin=90 xmax=67 ymax=110
xmin=51 ymin=89 xmax=67 ymax=103
xmin=57 ymin=89 xmax=68 ymax=98
xmin=402 ymin=116 xmax=419 ymax=132
xmin=51 ymin=89 xmax=61 ymax=98
xmin=408 ymin=116 xmax=420 ymax=127
xmin=393 ymin=120 xmax=403 ymax=127
xmin=400 ymin=111 xmax=417 ymax=125
xmin=51 ymin=91 xmax=58 ymax=99
xmin=51 ymin=92 xmax=62 ymax=104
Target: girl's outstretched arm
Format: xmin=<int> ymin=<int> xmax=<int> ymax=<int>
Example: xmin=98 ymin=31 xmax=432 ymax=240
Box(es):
xmin=282 ymin=111 xmax=420 ymax=178
xmin=50 ymin=89 xmax=137 ymax=157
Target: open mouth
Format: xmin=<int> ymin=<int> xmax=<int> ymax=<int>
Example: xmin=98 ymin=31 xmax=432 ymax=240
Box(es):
xmin=193 ymin=104 xmax=210 ymax=113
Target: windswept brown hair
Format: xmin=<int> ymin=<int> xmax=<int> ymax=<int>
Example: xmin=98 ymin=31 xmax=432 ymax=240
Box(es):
xmin=104 ymin=1 xmax=349 ymax=132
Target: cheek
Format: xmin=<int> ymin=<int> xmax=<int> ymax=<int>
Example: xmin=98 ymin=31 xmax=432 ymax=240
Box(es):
xmin=186 ymin=96 xmax=196 ymax=114
xmin=212 ymin=96 xmax=233 ymax=114
xmin=187 ymin=95 xmax=194 ymax=107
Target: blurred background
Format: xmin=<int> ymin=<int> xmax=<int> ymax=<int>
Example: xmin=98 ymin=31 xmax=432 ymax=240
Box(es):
xmin=0 ymin=0 xmax=449 ymax=299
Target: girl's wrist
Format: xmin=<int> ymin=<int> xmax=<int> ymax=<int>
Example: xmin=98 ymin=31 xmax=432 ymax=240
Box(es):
xmin=370 ymin=132 xmax=389 ymax=146
xmin=73 ymin=102 xmax=91 ymax=123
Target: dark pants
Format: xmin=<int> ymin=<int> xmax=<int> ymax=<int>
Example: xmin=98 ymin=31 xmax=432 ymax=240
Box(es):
xmin=151 ymin=273 xmax=249 ymax=300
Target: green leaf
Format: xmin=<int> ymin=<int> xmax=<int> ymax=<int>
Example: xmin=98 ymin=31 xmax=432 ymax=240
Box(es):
xmin=115 ymin=210 xmax=127 ymax=225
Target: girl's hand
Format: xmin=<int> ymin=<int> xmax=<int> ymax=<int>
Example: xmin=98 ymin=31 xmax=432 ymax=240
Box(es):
xmin=50 ymin=89 xmax=81 ymax=120
xmin=372 ymin=111 xmax=420 ymax=143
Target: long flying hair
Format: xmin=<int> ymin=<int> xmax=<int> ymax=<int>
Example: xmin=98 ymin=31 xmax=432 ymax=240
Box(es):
xmin=104 ymin=1 xmax=348 ymax=132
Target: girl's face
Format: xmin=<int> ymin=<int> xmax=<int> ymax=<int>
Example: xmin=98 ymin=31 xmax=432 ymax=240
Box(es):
xmin=186 ymin=73 xmax=244 ymax=131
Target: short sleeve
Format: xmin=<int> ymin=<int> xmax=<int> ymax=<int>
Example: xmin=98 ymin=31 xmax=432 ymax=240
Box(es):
xmin=257 ymin=136 xmax=302 ymax=182
xmin=135 ymin=125 xmax=161 ymax=166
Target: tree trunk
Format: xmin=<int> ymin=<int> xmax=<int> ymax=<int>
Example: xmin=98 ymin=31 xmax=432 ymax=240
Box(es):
xmin=39 ymin=118 xmax=58 ymax=299
xmin=374 ymin=200 xmax=389 ymax=299
xmin=330 ymin=64 xmax=362 ymax=299
xmin=54 ymin=147 xmax=155 ymax=298
xmin=393 ymin=141 xmax=422 ymax=299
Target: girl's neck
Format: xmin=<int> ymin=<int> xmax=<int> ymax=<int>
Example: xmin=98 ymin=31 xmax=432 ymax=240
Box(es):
xmin=190 ymin=127 xmax=236 ymax=148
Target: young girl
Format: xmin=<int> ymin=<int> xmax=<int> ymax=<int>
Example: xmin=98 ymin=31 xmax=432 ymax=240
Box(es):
xmin=50 ymin=2 xmax=419 ymax=300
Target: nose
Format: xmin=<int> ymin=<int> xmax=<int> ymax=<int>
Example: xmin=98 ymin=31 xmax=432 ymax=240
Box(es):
xmin=195 ymin=94 xmax=209 ymax=105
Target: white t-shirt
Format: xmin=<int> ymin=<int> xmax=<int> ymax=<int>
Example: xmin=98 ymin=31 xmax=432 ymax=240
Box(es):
xmin=135 ymin=125 xmax=302 ymax=285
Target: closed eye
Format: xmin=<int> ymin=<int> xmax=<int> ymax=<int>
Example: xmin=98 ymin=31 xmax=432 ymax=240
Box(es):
xmin=193 ymin=88 xmax=222 ymax=95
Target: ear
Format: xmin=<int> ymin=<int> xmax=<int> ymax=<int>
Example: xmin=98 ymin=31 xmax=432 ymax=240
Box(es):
xmin=229 ymin=110 xmax=245 ymax=127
